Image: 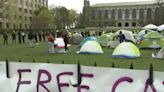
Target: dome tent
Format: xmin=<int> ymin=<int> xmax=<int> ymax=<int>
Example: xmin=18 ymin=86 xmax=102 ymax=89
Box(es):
xmin=143 ymin=24 xmax=158 ymax=30
xmin=77 ymin=40 xmax=103 ymax=54
xmin=144 ymin=31 xmax=162 ymax=39
xmin=72 ymin=33 xmax=83 ymax=44
xmin=98 ymin=34 xmax=113 ymax=47
xmin=79 ymin=36 xmax=99 ymax=47
xmin=115 ymin=29 xmax=136 ymax=43
xmin=112 ymin=42 xmax=141 ymax=58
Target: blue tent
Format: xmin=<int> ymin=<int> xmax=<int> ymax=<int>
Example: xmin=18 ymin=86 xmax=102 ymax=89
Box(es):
xmin=79 ymin=36 xmax=99 ymax=47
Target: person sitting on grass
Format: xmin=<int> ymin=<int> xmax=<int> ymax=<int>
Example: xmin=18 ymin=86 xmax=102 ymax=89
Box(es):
xmin=48 ymin=33 xmax=55 ymax=54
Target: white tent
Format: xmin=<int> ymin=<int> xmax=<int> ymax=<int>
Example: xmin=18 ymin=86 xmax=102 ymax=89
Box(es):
xmin=152 ymin=47 xmax=164 ymax=59
xmin=112 ymin=42 xmax=141 ymax=58
xmin=77 ymin=40 xmax=104 ymax=54
xmin=158 ymin=24 xmax=164 ymax=31
xmin=143 ymin=24 xmax=158 ymax=30
xmin=115 ymin=29 xmax=136 ymax=43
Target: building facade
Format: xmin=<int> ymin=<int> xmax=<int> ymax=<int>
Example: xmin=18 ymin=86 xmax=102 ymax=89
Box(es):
xmin=82 ymin=0 xmax=164 ymax=28
xmin=0 ymin=0 xmax=48 ymax=29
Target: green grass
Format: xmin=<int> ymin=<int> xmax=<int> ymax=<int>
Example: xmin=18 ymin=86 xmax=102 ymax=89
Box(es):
xmin=0 ymin=35 xmax=164 ymax=72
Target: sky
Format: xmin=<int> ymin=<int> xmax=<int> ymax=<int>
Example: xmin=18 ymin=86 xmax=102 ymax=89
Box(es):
xmin=48 ymin=0 xmax=154 ymax=13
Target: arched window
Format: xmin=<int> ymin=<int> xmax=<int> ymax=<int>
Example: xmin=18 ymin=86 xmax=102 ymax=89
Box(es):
xmin=91 ymin=10 xmax=95 ymax=19
xmin=154 ymin=8 xmax=160 ymax=25
xmin=98 ymin=10 xmax=102 ymax=19
xmin=104 ymin=10 xmax=108 ymax=19
xmin=132 ymin=22 xmax=136 ymax=27
xmin=125 ymin=9 xmax=129 ymax=20
xmin=118 ymin=9 xmax=122 ymax=19
xmin=118 ymin=23 xmax=122 ymax=27
xmin=132 ymin=9 xmax=136 ymax=19
xmin=125 ymin=22 xmax=129 ymax=27
xmin=139 ymin=8 xmax=144 ymax=19
xmin=111 ymin=10 xmax=115 ymax=20
xmin=147 ymin=8 xmax=152 ymax=20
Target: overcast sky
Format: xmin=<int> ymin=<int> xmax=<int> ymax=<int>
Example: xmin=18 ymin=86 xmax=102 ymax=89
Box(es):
xmin=48 ymin=0 xmax=153 ymax=13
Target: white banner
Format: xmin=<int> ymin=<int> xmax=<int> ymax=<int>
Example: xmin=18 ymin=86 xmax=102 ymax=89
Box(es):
xmin=0 ymin=62 xmax=164 ymax=92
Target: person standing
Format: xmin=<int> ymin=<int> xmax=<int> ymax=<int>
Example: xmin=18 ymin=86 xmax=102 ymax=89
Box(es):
xmin=28 ymin=32 xmax=34 ymax=48
xmin=62 ymin=31 xmax=69 ymax=51
xmin=118 ymin=31 xmax=126 ymax=43
xmin=48 ymin=34 xmax=55 ymax=54
xmin=18 ymin=31 xmax=22 ymax=44
xmin=3 ymin=32 xmax=8 ymax=45
xmin=11 ymin=31 xmax=16 ymax=44
xmin=21 ymin=31 xmax=25 ymax=43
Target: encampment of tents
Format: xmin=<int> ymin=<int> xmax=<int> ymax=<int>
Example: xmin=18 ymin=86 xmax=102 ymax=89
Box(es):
xmin=112 ymin=42 xmax=141 ymax=58
xmin=77 ymin=40 xmax=104 ymax=54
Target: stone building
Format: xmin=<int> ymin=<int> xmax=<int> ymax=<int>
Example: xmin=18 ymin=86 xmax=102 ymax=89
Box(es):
xmin=82 ymin=0 xmax=164 ymax=28
xmin=0 ymin=0 xmax=48 ymax=29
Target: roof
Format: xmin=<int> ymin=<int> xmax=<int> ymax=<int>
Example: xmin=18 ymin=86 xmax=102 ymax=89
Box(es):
xmin=91 ymin=0 xmax=159 ymax=7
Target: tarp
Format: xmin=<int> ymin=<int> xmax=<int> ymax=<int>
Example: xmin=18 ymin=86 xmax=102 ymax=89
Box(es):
xmin=54 ymin=38 xmax=70 ymax=48
xmin=77 ymin=40 xmax=103 ymax=54
xmin=158 ymin=24 xmax=164 ymax=31
xmin=1 ymin=62 xmax=164 ymax=92
xmin=143 ymin=24 xmax=158 ymax=30
xmin=79 ymin=36 xmax=99 ymax=47
xmin=112 ymin=42 xmax=141 ymax=58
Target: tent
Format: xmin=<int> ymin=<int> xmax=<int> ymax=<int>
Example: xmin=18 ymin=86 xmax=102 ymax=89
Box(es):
xmin=79 ymin=36 xmax=99 ymax=47
xmin=138 ymin=30 xmax=152 ymax=40
xmin=77 ymin=40 xmax=103 ymax=54
xmin=115 ymin=29 xmax=136 ymax=43
xmin=143 ymin=24 xmax=158 ymax=30
xmin=98 ymin=34 xmax=113 ymax=47
xmin=72 ymin=33 xmax=83 ymax=45
xmin=158 ymin=24 xmax=164 ymax=31
xmin=112 ymin=42 xmax=141 ymax=58
xmin=144 ymin=31 xmax=162 ymax=39
xmin=152 ymin=47 xmax=164 ymax=59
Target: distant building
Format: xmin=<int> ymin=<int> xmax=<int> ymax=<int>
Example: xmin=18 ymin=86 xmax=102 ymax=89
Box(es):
xmin=0 ymin=0 xmax=48 ymax=29
xmin=82 ymin=0 xmax=164 ymax=28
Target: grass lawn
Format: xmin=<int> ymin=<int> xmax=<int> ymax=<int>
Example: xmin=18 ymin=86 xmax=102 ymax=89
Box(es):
xmin=0 ymin=35 xmax=164 ymax=72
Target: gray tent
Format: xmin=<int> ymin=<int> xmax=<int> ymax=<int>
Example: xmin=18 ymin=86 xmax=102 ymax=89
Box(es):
xmin=72 ymin=33 xmax=83 ymax=45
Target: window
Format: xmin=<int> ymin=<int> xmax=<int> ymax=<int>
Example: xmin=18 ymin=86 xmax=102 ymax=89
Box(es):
xmin=125 ymin=9 xmax=129 ymax=20
xmin=132 ymin=22 xmax=136 ymax=27
xmin=111 ymin=10 xmax=115 ymax=20
xmin=0 ymin=13 xmax=2 ymax=18
xmin=104 ymin=10 xmax=108 ymax=19
xmin=24 ymin=9 xmax=28 ymax=13
xmin=98 ymin=10 xmax=102 ymax=19
xmin=125 ymin=22 xmax=129 ymax=27
xmin=118 ymin=23 xmax=122 ymax=27
xmin=118 ymin=9 xmax=122 ymax=19
xmin=139 ymin=8 xmax=144 ymax=19
xmin=132 ymin=9 xmax=136 ymax=19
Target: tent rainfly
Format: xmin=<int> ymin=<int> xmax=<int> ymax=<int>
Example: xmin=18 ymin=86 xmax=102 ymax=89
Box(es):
xmin=143 ymin=24 xmax=158 ymax=30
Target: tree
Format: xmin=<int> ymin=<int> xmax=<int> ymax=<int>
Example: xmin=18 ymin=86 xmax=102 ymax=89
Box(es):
xmin=31 ymin=7 xmax=54 ymax=30
xmin=52 ymin=6 xmax=78 ymax=30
